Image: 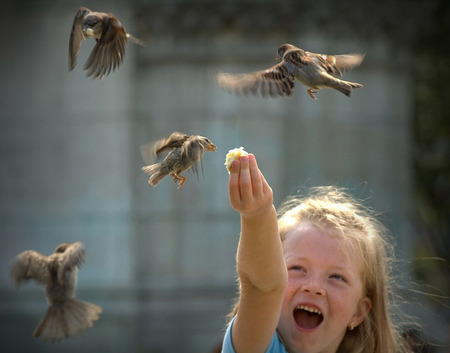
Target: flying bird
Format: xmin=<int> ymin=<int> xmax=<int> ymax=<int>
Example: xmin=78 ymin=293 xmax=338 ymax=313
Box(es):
xmin=10 ymin=242 xmax=102 ymax=342
xmin=69 ymin=7 xmax=145 ymax=79
xmin=141 ymin=132 xmax=217 ymax=189
xmin=216 ymin=44 xmax=365 ymax=100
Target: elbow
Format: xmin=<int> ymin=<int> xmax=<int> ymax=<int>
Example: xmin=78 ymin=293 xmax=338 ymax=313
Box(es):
xmin=239 ymin=266 xmax=288 ymax=294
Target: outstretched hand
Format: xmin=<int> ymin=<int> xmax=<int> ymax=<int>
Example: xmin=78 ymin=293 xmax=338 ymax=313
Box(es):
xmin=228 ymin=154 xmax=273 ymax=219
xmin=226 ymin=154 xmax=285 ymax=353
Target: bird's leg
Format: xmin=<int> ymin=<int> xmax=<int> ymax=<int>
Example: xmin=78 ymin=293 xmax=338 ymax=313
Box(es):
xmin=307 ymin=88 xmax=318 ymax=100
xmin=170 ymin=173 xmax=186 ymax=189
xmin=177 ymin=176 xmax=186 ymax=189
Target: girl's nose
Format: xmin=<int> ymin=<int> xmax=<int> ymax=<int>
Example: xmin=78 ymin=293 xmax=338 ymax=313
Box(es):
xmin=300 ymin=277 xmax=325 ymax=296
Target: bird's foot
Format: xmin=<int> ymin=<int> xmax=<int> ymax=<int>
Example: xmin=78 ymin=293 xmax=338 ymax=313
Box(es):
xmin=171 ymin=173 xmax=186 ymax=189
xmin=176 ymin=177 xmax=186 ymax=189
xmin=307 ymin=89 xmax=318 ymax=100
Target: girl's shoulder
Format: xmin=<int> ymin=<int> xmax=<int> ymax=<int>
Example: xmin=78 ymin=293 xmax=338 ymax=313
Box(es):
xmin=221 ymin=317 xmax=288 ymax=353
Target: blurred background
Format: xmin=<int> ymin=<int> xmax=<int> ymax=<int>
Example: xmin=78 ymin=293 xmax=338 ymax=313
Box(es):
xmin=0 ymin=0 xmax=448 ymax=352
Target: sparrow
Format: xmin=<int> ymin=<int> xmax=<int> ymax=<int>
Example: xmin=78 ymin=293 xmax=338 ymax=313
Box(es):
xmin=216 ymin=44 xmax=365 ymax=100
xmin=141 ymin=132 xmax=217 ymax=189
xmin=69 ymin=7 xmax=145 ymax=79
xmin=10 ymin=242 xmax=102 ymax=342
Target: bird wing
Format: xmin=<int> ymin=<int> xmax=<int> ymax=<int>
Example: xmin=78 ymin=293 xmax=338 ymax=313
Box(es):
xmin=282 ymin=48 xmax=310 ymax=68
xmin=154 ymin=132 xmax=191 ymax=156
xmin=309 ymin=52 xmax=365 ymax=77
xmin=178 ymin=137 xmax=204 ymax=178
xmin=187 ymin=143 xmax=202 ymax=180
xmin=60 ymin=242 xmax=85 ymax=269
xmin=190 ymin=159 xmax=202 ymax=180
xmin=10 ymin=250 xmax=50 ymax=287
xmin=140 ymin=141 xmax=157 ymax=165
xmin=57 ymin=242 xmax=85 ymax=284
xmin=69 ymin=7 xmax=90 ymax=70
xmin=139 ymin=132 xmax=190 ymax=165
xmin=216 ymin=61 xmax=295 ymax=97
xmin=84 ymin=14 xmax=128 ymax=79
xmin=332 ymin=54 xmax=365 ymax=76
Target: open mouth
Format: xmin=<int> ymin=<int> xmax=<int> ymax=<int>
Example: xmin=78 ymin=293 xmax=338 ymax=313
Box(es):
xmin=293 ymin=305 xmax=324 ymax=330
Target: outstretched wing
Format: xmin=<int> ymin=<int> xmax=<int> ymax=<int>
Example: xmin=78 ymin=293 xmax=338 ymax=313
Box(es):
xmin=140 ymin=132 xmax=189 ymax=165
xmin=60 ymin=242 xmax=85 ymax=269
xmin=69 ymin=7 xmax=91 ymax=70
xmin=154 ymin=132 xmax=191 ymax=156
xmin=84 ymin=14 xmax=127 ymax=79
xmin=179 ymin=136 xmax=213 ymax=179
xmin=216 ymin=61 xmax=296 ymax=98
xmin=10 ymin=250 xmax=50 ymax=287
xmin=182 ymin=139 xmax=201 ymax=180
xmin=282 ymin=47 xmax=310 ymax=68
xmin=309 ymin=52 xmax=365 ymax=77
xmin=56 ymin=242 xmax=86 ymax=284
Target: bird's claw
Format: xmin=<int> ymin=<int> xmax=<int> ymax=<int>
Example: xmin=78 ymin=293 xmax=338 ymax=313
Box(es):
xmin=307 ymin=89 xmax=318 ymax=100
xmin=171 ymin=173 xmax=186 ymax=189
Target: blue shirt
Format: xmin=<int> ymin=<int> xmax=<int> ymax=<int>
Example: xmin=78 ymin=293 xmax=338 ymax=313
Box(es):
xmin=221 ymin=317 xmax=288 ymax=353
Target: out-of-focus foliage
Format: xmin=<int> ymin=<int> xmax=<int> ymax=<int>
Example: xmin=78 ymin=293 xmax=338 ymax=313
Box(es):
xmin=413 ymin=0 xmax=450 ymax=301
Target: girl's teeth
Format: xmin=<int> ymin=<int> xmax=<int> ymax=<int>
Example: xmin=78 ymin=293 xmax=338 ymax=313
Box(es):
xmin=297 ymin=305 xmax=322 ymax=315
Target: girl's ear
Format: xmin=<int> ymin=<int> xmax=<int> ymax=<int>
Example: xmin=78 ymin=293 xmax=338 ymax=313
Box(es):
xmin=352 ymin=297 xmax=372 ymax=327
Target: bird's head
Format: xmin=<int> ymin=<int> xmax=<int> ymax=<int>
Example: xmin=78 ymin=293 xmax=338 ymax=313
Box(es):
xmin=54 ymin=242 xmax=75 ymax=253
xmin=82 ymin=15 xmax=103 ymax=37
xmin=198 ymin=137 xmax=217 ymax=152
xmin=276 ymin=43 xmax=295 ymax=60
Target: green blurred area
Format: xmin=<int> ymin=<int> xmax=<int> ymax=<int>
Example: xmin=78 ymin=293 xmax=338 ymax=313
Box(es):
xmin=413 ymin=0 xmax=450 ymax=304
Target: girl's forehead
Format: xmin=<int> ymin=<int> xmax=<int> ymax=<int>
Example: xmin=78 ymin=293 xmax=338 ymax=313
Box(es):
xmin=283 ymin=223 xmax=363 ymax=266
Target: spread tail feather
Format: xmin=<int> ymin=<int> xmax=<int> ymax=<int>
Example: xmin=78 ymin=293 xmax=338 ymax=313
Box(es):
xmin=142 ymin=164 xmax=169 ymax=186
xmin=33 ymin=298 xmax=102 ymax=342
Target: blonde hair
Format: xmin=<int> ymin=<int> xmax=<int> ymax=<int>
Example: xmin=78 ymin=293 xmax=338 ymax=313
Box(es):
xmin=228 ymin=186 xmax=411 ymax=353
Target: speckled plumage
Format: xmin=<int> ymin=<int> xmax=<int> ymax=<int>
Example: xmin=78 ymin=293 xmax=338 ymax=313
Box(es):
xmin=216 ymin=44 xmax=365 ymax=100
xmin=69 ymin=7 xmax=144 ymax=79
xmin=142 ymin=132 xmax=217 ymax=189
xmin=10 ymin=242 xmax=102 ymax=342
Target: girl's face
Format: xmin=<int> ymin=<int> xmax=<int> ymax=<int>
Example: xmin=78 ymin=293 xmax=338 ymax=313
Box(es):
xmin=278 ymin=222 xmax=371 ymax=353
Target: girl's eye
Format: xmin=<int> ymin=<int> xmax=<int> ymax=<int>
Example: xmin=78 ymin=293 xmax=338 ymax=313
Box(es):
xmin=289 ymin=266 xmax=304 ymax=271
xmin=330 ymin=274 xmax=345 ymax=281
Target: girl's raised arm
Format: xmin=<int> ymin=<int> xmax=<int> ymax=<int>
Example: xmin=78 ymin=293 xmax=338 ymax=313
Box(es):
xmin=228 ymin=154 xmax=287 ymax=353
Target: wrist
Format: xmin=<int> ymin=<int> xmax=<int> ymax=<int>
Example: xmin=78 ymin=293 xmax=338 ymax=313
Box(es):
xmin=240 ymin=204 xmax=277 ymax=224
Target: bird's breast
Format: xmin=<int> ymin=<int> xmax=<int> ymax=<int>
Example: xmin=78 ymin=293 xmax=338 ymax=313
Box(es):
xmin=46 ymin=280 xmax=76 ymax=303
xmin=83 ymin=27 xmax=95 ymax=37
xmin=295 ymin=65 xmax=327 ymax=87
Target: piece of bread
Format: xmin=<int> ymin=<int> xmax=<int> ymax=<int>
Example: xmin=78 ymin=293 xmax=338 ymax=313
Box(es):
xmin=224 ymin=147 xmax=249 ymax=173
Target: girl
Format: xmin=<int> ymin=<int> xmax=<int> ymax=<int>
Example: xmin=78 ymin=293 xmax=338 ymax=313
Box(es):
xmin=222 ymin=154 xmax=412 ymax=353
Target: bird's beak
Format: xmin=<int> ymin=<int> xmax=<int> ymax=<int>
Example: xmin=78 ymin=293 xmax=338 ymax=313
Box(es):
xmin=206 ymin=143 xmax=217 ymax=152
xmin=276 ymin=54 xmax=281 ymax=60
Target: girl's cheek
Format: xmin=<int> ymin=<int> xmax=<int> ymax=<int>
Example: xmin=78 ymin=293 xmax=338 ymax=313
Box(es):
xmin=284 ymin=276 xmax=301 ymax=297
